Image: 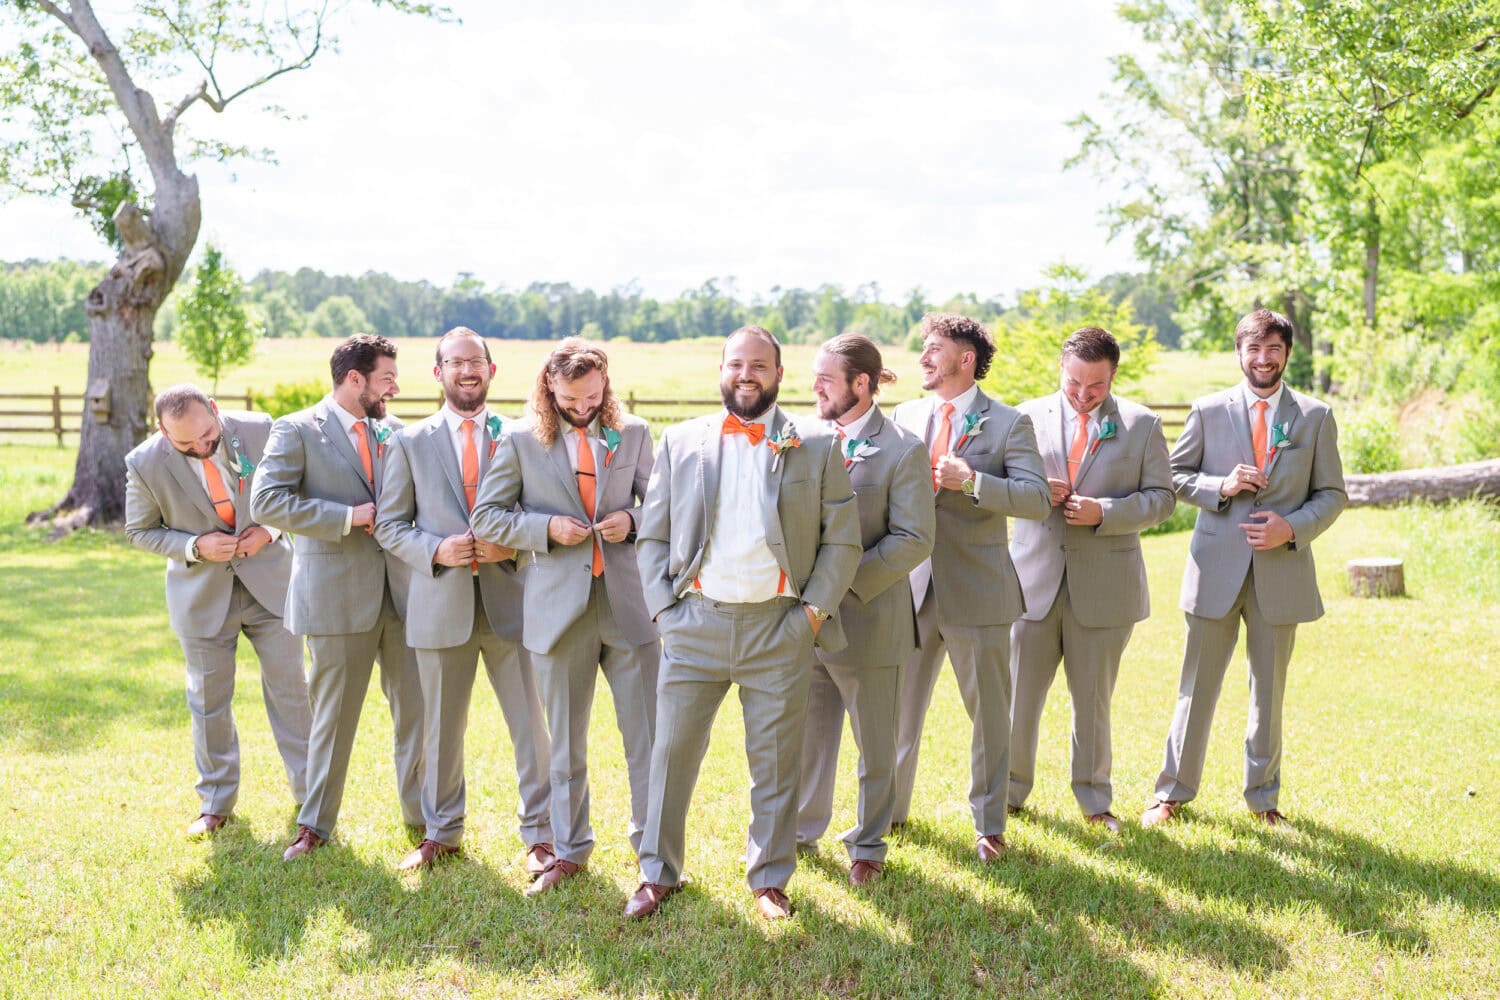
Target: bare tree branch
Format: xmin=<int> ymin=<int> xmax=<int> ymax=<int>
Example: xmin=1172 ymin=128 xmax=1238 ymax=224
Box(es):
xmin=30 ymin=0 xmax=77 ymax=33
xmin=163 ymin=82 xmax=209 ymax=134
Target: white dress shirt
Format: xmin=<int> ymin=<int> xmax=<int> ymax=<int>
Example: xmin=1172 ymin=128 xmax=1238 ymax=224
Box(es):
xmin=440 ymin=403 xmax=496 ymax=472
xmin=693 ymin=409 xmax=797 ymax=604
xmin=327 ymin=396 xmax=374 ymax=536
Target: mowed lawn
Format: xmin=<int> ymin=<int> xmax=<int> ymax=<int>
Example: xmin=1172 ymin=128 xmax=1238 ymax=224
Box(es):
xmin=2 ymin=441 xmax=1497 ymax=999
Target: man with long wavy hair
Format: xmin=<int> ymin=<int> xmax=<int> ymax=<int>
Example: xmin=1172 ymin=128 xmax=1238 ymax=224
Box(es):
xmin=472 ymin=337 xmax=659 ymax=894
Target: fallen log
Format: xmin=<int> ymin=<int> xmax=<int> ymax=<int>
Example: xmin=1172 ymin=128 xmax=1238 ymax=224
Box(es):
xmin=1344 ymin=458 xmax=1500 ymax=508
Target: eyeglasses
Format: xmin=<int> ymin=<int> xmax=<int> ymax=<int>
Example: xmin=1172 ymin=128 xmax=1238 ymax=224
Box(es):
xmin=440 ymin=358 xmax=490 ymax=371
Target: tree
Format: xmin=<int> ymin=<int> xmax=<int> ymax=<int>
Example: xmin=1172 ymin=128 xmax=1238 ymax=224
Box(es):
xmin=175 ymin=245 xmax=258 ymax=394
xmin=308 ymin=295 xmax=370 ymax=340
xmin=3 ymin=0 xmax=445 ymax=529
xmin=254 ymin=288 xmax=305 ymax=339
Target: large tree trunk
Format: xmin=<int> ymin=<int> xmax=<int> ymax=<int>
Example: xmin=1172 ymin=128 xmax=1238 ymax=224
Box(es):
xmin=1363 ymin=198 xmax=1379 ymax=329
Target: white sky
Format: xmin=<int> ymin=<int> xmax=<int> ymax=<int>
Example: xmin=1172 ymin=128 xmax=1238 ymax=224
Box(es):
xmin=0 ymin=1 xmax=1145 ymax=303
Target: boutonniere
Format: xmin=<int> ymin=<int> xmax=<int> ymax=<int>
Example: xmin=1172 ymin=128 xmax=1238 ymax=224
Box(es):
xmin=235 ymin=453 xmax=255 ymax=494
xmin=602 ymin=426 xmax=622 ymax=467
xmin=1089 ymin=418 xmax=1117 ymax=455
xmin=1268 ymin=422 xmax=1292 ymax=462
xmin=954 ymin=412 xmax=988 ymax=451
xmin=767 ymin=424 xmax=802 ymax=472
xmin=486 ymin=414 xmax=504 ymax=458
xmin=843 ymin=438 xmax=879 ymax=466
xmin=374 ymin=424 xmax=392 ymax=458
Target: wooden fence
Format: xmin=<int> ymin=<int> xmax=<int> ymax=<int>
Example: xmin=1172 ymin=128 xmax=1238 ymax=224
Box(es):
xmin=0 ymin=387 xmax=1192 ymax=444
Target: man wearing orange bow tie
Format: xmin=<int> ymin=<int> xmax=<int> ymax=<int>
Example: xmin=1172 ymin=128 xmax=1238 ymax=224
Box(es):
xmin=627 ymin=326 xmax=861 ymax=921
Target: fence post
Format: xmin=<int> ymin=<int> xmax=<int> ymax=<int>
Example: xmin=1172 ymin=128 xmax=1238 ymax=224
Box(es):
xmin=52 ymin=385 xmax=63 ymax=447
xmin=626 ymin=389 xmax=637 ymax=414
xmin=244 ymin=391 xmax=254 ymax=412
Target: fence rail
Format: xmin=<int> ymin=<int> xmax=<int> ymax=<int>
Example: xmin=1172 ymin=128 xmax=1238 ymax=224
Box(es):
xmin=0 ymin=387 xmax=1193 ymax=445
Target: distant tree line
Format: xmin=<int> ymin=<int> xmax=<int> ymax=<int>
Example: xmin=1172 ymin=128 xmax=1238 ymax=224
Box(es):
xmin=0 ymin=259 xmax=1184 ymax=349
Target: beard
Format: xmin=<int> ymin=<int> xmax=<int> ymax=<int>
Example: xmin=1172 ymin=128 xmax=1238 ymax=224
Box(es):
xmin=358 ymin=387 xmax=388 ymax=419
xmin=1242 ymin=358 xmax=1285 ymax=391
xmin=444 ymin=380 xmax=488 ymax=414
xmin=181 ymin=434 xmax=222 ymax=461
xmin=721 ymin=377 xmax=779 ymax=420
xmin=558 ymin=403 xmax=602 ymax=429
xmin=815 ymin=381 xmax=859 ymax=422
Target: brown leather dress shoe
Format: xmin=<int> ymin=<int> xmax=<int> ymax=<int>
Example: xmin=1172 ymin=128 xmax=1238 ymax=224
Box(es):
xmin=1086 ymin=812 xmax=1123 ymax=833
xmin=1253 ymin=808 xmax=1291 ymax=829
xmin=976 ymin=833 xmax=1007 ymax=862
xmin=187 ymin=813 xmax=228 ymax=837
xmin=282 ymin=825 xmax=325 ymax=861
xmin=624 ymin=881 xmax=680 ymax=918
xmin=753 ymin=886 xmax=793 ymax=920
xmin=1140 ymin=800 xmax=1182 ymax=829
xmin=526 ymin=842 xmax=556 ymax=878
xmin=526 ymin=858 xmax=583 ymax=896
xmin=398 ymin=838 xmax=459 ymax=871
xmin=848 ymin=860 xmax=883 ymax=886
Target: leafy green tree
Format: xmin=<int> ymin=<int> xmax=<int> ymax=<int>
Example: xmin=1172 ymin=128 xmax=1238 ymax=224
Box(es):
xmin=176 ymin=245 xmax=258 ymax=394
xmin=255 ymin=289 xmax=305 ymax=339
xmin=308 ymin=295 xmax=371 ymax=340
xmin=1 ymin=0 xmax=445 ymax=527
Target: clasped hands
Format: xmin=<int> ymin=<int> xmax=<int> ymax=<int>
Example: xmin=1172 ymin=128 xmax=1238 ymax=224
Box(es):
xmin=548 ymin=510 xmax=632 ymax=546
xmin=1047 ymin=478 xmax=1103 ymax=526
xmin=1221 ymin=463 xmax=1294 ymax=550
xmin=435 ymin=531 xmax=514 ymax=567
xmin=194 ymin=526 xmax=273 ymax=562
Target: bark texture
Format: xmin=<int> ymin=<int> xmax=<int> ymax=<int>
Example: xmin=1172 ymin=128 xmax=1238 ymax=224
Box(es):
xmin=1344 ymin=458 xmax=1500 ymax=508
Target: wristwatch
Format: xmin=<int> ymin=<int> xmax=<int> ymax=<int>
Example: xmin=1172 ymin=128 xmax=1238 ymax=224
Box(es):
xmin=189 ymin=537 xmax=201 ymax=561
xmin=804 ymin=603 xmax=833 ymax=623
xmin=960 ymin=474 xmax=977 ymax=496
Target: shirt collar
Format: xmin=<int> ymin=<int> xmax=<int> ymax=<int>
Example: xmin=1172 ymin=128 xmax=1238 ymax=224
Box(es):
xmin=834 ymin=404 xmax=876 ymax=441
xmin=936 ymin=383 xmax=980 ymax=416
xmin=1242 ymin=381 xmax=1285 ymax=415
xmin=442 ymin=403 xmax=489 ymax=434
xmin=326 ymin=395 xmax=365 ymax=436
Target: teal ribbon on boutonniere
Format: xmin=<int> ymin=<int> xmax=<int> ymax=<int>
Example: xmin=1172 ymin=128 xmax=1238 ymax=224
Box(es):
xmin=955 ymin=412 xmax=988 ymax=451
xmin=486 ymin=413 xmax=504 ymax=458
xmin=1089 ymin=418 xmax=1117 ymax=455
xmin=843 ymin=438 xmax=879 ymax=468
xmin=374 ymin=424 xmax=392 ymax=458
xmin=235 ymin=453 xmax=255 ymax=494
xmin=767 ymin=423 xmax=802 ymax=472
xmin=1268 ymin=422 xmax=1292 ymax=463
xmin=603 ymin=426 xmax=622 ymax=467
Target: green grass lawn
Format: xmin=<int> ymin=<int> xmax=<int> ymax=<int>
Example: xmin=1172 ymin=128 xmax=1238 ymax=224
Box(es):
xmin=5 ymin=443 xmax=1493 ymax=998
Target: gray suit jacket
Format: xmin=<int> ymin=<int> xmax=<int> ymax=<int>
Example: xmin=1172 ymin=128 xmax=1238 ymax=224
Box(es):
xmin=374 ymin=411 xmax=525 ymax=649
xmin=819 ymin=405 xmax=935 ymax=669
xmin=1011 ymin=392 xmax=1175 ymax=628
xmin=635 ymin=407 xmax=862 ymax=652
xmin=124 ymin=411 xmax=292 ymax=639
xmin=894 ymin=388 xmax=1050 ymax=627
xmin=470 ymin=413 xmax=657 ymax=655
xmin=1173 ymin=385 xmax=1346 ymax=625
xmin=249 ymin=396 xmax=411 ymax=637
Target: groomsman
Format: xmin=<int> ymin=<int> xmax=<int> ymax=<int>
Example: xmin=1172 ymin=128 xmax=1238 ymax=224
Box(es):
xmin=1007 ymin=328 xmax=1174 ymax=830
xmin=374 ymin=327 xmax=554 ymax=873
xmin=471 ymin=338 xmax=659 ymax=895
xmin=891 ymin=312 xmax=1050 ymax=860
xmin=124 ymin=385 xmax=312 ymax=836
xmin=1143 ymin=308 xmax=1345 ymax=829
xmin=251 ymin=334 xmax=426 ymax=860
xmin=797 ymin=334 xmax=934 ymax=885
xmin=628 ymin=326 xmax=861 ymax=920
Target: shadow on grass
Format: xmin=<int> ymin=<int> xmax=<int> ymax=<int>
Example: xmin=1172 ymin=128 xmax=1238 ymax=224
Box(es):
xmin=1028 ymin=810 xmax=1500 ymax=954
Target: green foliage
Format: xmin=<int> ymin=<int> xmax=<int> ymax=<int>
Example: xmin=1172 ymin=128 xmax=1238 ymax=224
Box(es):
xmin=982 ymin=263 xmax=1158 ymax=405
xmin=307 ymin=294 xmax=370 ymax=339
xmin=252 ymin=379 xmax=325 ymax=417
xmin=175 ymin=245 xmax=258 ymax=394
xmin=252 ymin=288 xmax=305 ymax=339
xmin=1143 ymin=500 xmax=1195 ymax=536
xmin=0 ymin=259 xmax=99 ymax=343
xmin=1340 ymin=404 xmax=1403 ymax=474
xmin=69 ymin=172 xmax=145 ymax=251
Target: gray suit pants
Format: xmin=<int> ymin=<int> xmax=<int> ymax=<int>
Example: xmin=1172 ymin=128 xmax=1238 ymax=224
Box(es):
xmin=1008 ymin=575 xmax=1133 ymax=816
xmin=892 ymin=581 xmax=1012 ymax=837
xmin=638 ymin=594 xmax=815 ymax=891
xmin=1154 ymin=571 xmax=1297 ymax=812
xmin=298 ymin=590 xmax=425 ymax=840
xmin=797 ymin=657 xmax=900 ymax=864
xmin=415 ymin=580 xmax=552 ymax=848
xmin=529 ymin=576 xmax=658 ymax=865
xmin=176 ymin=579 xmax=311 ymax=816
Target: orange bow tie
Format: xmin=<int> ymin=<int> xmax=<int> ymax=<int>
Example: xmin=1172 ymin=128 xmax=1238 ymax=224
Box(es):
xmin=722 ymin=413 xmax=765 ymax=445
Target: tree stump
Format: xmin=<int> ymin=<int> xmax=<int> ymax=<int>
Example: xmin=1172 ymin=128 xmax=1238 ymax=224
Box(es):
xmin=1347 ymin=558 xmax=1405 ymax=597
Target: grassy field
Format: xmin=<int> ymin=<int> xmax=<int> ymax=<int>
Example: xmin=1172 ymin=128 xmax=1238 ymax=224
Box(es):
xmin=0 ymin=339 xmax=1237 ymax=445
xmin=1 ymin=442 xmax=1497 ymax=998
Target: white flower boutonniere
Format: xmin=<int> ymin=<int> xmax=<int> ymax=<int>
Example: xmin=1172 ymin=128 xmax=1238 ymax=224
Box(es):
xmin=843 ymin=438 xmax=879 ymax=467
xmin=767 ymin=424 xmax=802 ymax=472
xmin=955 ymin=412 xmax=988 ymax=451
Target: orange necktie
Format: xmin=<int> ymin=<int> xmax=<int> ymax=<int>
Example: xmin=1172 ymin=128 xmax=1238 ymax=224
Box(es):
xmin=1067 ymin=411 xmax=1089 ymax=485
xmin=203 ymin=458 xmax=236 ymax=530
xmin=461 ymin=419 xmax=481 ymax=571
xmin=576 ymin=430 xmax=604 ymax=577
xmin=722 ymin=412 xmax=766 ymax=445
xmin=928 ymin=402 xmax=955 ymax=491
xmin=836 ymin=426 xmax=852 ymax=469
xmin=1252 ymin=399 xmax=1269 ymax=471
xmin=353 ymin=422 xmax=374 ymax=485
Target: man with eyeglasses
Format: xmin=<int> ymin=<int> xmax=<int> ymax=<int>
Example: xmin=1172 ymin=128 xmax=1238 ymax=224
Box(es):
xmin=375 ymin=327 xmax=555 ymax=874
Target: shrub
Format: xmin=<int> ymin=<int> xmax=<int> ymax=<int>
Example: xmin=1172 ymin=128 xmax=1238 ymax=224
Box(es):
xmin=253 ymin=380 xmax=325 ymax=418
xmin=1143 ymin=501 xmax=1196 ymax=536
xmin=1340 ymin=404 xmax=1401 ymax=474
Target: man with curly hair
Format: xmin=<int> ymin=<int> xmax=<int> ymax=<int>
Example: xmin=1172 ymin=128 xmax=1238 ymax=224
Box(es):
xmin=891 ymin=313 xmax=1050 ymax=862
xmin=472 ymin=337 xmax=659 ymax=894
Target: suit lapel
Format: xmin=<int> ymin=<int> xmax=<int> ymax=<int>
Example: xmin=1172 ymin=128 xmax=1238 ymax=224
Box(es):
xmin=218 ymin=415 xmax=252 ymax=524
xmin=954 ymin=391 xmax=990 ymax=456
xmin=593 ymin=422 xmax=615 ymax=502
xmin=1224 ymin=392 xmax=1257 ymax=469
xmin=1072 ymin=394 xmax=1117 ymax=490
xmin=317 ymin=400 xmax=375 ymax=499
xmin=427 ymin=417 xmax=468 ymax=511
xmin=547 ymin=428 xmax=587 ymax=517
xmin=700 ymin=414 xmax=723 ymax=538
xmin=1263 ymin=391 xmax=1298 ymax=479
xmin=1040 ymin=394 xmax=1065 ymax=481
xmin=761 ymin=408 xmax=789 ymax=558
xmin=164 ymin=441 xmax=224 ymax=526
